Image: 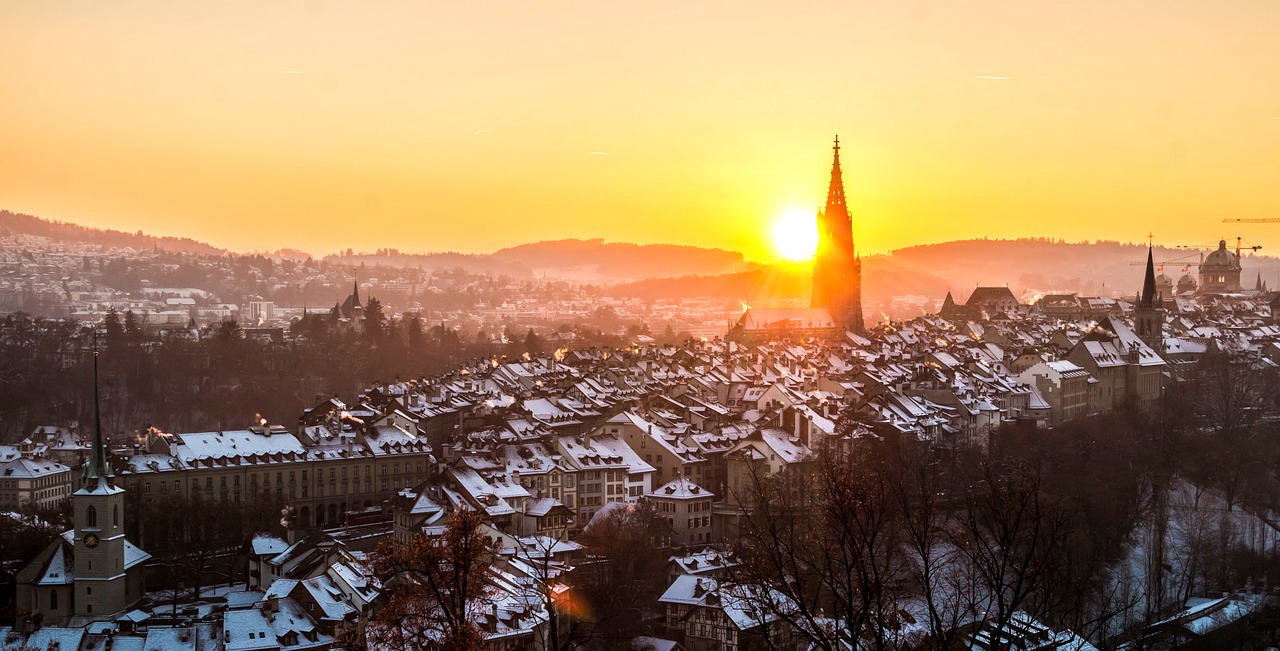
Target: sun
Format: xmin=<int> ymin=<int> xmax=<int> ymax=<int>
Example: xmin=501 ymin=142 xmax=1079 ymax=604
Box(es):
xmin=771 ymin=207 xmax=819 ymax=262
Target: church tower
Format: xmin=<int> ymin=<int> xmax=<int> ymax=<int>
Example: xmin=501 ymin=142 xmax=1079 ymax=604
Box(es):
xmin=72 ymin=349 xmax=130 ymax=619
xmin=1135 ymin=246 xmax=1164 ymax=353
xmin=810 ymin=136 xmax=865 ymax=334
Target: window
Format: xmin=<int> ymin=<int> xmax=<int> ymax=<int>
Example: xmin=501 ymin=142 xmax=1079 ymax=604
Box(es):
xmin=86 ymin=505 xmax=97 ymax=527
xmin=50 ymin=590 xmax=57 ymax=610
xmin=113 ymin=505 xmax=119 ymax=527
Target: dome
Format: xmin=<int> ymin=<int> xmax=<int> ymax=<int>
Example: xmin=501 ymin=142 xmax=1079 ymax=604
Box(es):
xmin=1178 ymin=273 xmax=1197 ymax=285
xmin=1202 ymin=239 xmax=1240 ymax=270
xmin=1155 ymin=273 xmax=1172 ymax=284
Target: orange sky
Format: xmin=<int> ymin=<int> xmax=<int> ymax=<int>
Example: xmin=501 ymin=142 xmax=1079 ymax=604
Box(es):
xmin=2 ymin=1 xmax=1279 ymax=262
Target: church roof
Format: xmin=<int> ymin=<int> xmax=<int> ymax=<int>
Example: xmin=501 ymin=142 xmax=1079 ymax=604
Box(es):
xmin=737 ymin=308 xmax=835 ymax=332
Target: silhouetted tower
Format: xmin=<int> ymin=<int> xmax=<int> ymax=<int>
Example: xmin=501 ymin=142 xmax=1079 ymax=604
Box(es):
xmin=811 ymin=136 xmax=865 ymax=334
xmin=1135 ymin=246 xmax=1164 ymax=353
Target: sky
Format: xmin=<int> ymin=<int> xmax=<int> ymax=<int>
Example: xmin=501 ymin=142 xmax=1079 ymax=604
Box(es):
xmin=2 ymin=1 xmax=1279 ymax=262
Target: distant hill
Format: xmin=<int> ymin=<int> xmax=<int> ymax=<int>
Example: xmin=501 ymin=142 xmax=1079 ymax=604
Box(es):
xmin=9 ymin=209 xmax=1278 ymax=302
xmin=887 ymin=238 xmax=1280 ymax=300
xmin=323 ymin=239 xmax=749 ymax=281
xmin=611 ymin=238 xmax=1280 ymax=306
xmin=0 ymin=210 xmax=226 ymax=256
xmin=492 ymin=239 xmax=746 ymax=280
xmin=319 ymin=249 xmax=534 ymax=278
xmin=611 ymin=257 xmax=953 ymax=305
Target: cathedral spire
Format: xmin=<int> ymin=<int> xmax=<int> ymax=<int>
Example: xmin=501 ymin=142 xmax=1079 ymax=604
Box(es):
xmin=825 ymin=136 xmax=849 ymax=222
xmin=82 ymin=345 xmax=114 ymax=489
xmin=811 ymin=136 xmax=864 ymax=335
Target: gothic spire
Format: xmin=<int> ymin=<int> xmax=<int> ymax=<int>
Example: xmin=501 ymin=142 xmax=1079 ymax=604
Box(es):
xmin=352 ymin=278 xmax=360 ymax=306
xmin=825 ymin=136 xmax=849 ymax=222
xmin=81 ymin=345 xmax=114 ymax=489
xmin=1140 ymin=245 xmax=1158 ymax=307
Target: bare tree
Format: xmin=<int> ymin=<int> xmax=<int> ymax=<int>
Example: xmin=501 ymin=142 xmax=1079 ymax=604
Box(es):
xmin=730 ymin=442 xmax=909 ymax=651
xmin=577 ymin=500 xmax=671 ymax=647
xmin=365 ymin=509 xmax=493 ymax=651
xmin=509 ymin=532 xmax=594 ymax=651
xmin=898 ymin=460 xmax=976 ymax=651
xmin=946 ymin=460 xmax=1074 ymax=651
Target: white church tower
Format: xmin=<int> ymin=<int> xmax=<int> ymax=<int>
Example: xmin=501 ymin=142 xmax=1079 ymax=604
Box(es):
xmin=71 ymin=348 xmax=131 ymax=618
xmin=17 ymin=348 xmax=149 ymax=624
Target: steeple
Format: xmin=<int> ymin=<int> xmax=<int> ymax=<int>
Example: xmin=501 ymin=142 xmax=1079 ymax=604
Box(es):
xmin=825 ymin=136 xmax=849 ymax=223
xmin=81 ymin=347 xmax=114 ymax=490
xmin=1135 ymin=245 xmax=1165 ymax=353
xmin=811 ymin=136 xmax=864 ymax=335
xmin=352 ymin=278 xmax=360 ymax=306
xmin=1140 ymin=246 xmax=1158 ymax=308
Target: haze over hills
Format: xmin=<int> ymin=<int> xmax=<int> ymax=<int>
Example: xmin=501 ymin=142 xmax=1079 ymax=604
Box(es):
xmin=5 ymin=209 xmax=1280 ymax=303
xmin=322 ymin=239 xmax=748 ymax=281
xmin=0 ymin=210 xmax=227 ymax=256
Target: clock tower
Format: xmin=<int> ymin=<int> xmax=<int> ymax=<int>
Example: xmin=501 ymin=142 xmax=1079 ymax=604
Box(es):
xmin=71 ymin=349 xmax=130 ymax=619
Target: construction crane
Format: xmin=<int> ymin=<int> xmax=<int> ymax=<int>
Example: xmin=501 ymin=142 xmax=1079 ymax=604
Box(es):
xmin=1128 ymin=256 xmax=1201 ymax=272
xmin=1223 ymin=218 xmax=1280 ymax=223
xmin=1230 ymin=237 xmax=1262 ymax=257
xmin=1128 ymin=238 xmax=1259 ymax=268
xmin=1180 ymin=235 xmax=1262 ymax=257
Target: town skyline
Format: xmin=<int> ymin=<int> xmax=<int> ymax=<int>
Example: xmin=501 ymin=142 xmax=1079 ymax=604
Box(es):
xmin=4 ymin=1 xmax=1280 ymax=261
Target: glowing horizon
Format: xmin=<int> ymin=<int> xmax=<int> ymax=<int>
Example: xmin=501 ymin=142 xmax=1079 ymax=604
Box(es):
xmin=3 ymin=2 xmax=1279 ymax=262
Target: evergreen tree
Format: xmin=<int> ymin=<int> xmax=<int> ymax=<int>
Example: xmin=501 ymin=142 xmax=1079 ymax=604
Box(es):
xmin=104 ymin=307 xmax=124 ymax=343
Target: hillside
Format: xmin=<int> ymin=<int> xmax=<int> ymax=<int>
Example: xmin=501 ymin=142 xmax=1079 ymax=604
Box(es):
xmin=318 ymin=250 xmax=533 ymax=278
xmin=611 ymin=238 xmax=1280 ymax=305
xmin=611 ymin=257 xmax=953 ymax=305
xmin=492 ymin=239 xmax=746 ymax=280
xmin=8 ymin=209 xmax=1279 ymax=303
xmin=887 ymin=238 xmax=1280 ymax=300
xmin=0 ymin=210 xmax=226 ymax=256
